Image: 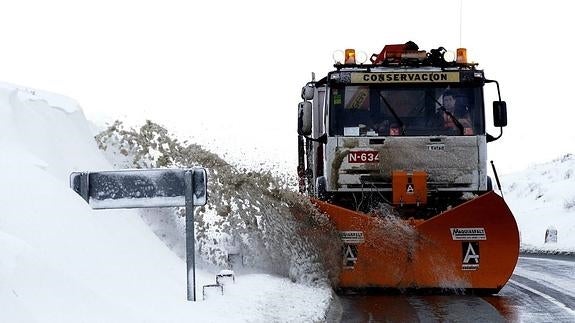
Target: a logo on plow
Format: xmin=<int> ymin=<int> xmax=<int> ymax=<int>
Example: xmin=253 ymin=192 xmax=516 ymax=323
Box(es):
xmin=450 ymin=227 xmax=486 ymax=240
xmin=343 ymin=244 xmax=358 ymax=269
xmin=339 ymin=231 xmax=365 ymax=244
xmin=406 ymin=184 xmax=415 ymax=194
xmin=462 ymin=242 xmax=480 ymax=270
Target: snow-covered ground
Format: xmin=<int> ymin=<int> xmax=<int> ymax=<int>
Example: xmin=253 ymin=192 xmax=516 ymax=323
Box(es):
xmin=502 ymin=155 xmax=575 ymax=254
xmin=0 ymin=82 xmax=332 ymax=322
xmin=1 ymin=81 xmax=573 ymax=322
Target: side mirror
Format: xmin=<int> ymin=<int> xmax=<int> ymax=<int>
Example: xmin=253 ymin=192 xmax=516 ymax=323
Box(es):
xmin=301 ymin=84 xmax=314 ymax=100
xmin=493 ymin=101 xmax=507 ymax=127
xmin=298 ymin=101 xmax=312 ymax=136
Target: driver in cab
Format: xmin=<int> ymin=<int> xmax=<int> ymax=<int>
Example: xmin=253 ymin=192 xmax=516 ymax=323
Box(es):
xmin=442 ymin=91 xmax=474 ymax=135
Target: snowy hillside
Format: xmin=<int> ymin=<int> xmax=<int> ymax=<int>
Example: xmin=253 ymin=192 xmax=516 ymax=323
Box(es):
xmin=502 ymin=154 xmax=575 ymax=254
xmin=0 ymin=82 xmax=332 ymax=322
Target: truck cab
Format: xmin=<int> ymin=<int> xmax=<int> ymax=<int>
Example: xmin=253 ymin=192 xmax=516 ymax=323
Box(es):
xmin=298 ymin=44 xmax=507 ymax=215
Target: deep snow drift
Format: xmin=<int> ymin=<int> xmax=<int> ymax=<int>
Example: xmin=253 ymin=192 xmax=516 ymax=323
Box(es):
xmin=0 ymin=82 xmax=332 ymax=322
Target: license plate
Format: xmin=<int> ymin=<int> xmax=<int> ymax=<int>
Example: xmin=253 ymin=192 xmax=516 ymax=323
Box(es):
xmin=348 ymin=151 xmax=379 ymax=163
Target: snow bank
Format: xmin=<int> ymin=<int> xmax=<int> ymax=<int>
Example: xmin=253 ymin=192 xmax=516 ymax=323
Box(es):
xmin=502 ymin=154 xmax=575 ymax=254
xmin=0 ymin=82 xmax=332 ymax=322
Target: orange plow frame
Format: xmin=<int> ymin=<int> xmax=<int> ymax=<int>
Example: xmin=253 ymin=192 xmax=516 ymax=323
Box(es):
xmin=312 ymin=191 xmax=519 ymax=294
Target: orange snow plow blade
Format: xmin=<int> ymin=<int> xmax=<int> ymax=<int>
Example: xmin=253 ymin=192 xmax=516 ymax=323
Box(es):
xmin=312 ymin=191 xmax=519 ymax=294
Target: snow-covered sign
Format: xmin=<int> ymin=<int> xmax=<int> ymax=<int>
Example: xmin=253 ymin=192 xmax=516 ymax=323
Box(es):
xmin=70 ymin=168 xmax=207 ymax=209
xmin=69 ymin=167 xmax=207 ymax=302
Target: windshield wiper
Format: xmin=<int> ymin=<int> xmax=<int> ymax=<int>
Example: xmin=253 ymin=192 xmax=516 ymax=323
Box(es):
xmin=379 ymin=93 xmax=405 ymax=135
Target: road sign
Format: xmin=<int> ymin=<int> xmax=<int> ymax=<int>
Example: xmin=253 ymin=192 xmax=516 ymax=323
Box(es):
xmin=70 ymin=168 xmax=207 ymax=301
xmin=70 ymin=168 xmax=206 ymax=208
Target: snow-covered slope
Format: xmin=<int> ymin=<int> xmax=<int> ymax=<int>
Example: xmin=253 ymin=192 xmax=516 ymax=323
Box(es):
xmin=0 ymin=82 xmax=331 ymax=322
xmin=502 ymin=154 xmax=575 ymax=254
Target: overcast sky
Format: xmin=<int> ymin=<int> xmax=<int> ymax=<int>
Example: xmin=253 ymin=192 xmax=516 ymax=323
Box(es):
xmin=2 ymin=0 xmax=573 ymax=174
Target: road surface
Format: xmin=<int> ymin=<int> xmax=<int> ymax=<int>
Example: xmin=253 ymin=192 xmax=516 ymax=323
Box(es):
xmin=336 ymin=255 xmax=575 ymax=322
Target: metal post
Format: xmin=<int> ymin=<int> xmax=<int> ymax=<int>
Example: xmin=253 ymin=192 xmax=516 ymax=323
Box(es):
xmin=490 ymin=160 xmax=504 ymax=199
xmin=184 ymin=171 xmax=196 ymax=301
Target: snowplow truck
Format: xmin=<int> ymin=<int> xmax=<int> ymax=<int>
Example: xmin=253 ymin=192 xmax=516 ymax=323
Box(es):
xmin=297 ymin=43 xmax=519 ymax=294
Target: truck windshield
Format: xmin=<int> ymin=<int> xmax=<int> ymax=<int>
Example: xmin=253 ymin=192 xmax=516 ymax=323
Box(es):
xmin=329 ymin=85 xmax=485 ymax=136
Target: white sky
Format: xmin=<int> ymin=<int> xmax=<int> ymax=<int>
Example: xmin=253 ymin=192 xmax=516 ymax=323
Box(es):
xmin=2 ymin=0 xmax=574 ymax=173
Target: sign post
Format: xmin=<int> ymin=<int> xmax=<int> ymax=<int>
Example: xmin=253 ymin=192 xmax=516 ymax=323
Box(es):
xmin=184 ymin=170 xmax=197 ymax=301
xmin=70 ymin=168 xmax=207 ymax=301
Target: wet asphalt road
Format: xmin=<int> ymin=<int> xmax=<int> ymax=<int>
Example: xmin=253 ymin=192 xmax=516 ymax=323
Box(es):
xmin=336 ymin=255 xmax=575 ymax=322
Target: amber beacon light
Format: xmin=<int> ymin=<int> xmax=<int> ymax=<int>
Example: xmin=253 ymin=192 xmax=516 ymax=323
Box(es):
xmin=456 ymin=48 xmax=467 ymax=64
xmin=345 ymin=49 xmax=356 ymax=64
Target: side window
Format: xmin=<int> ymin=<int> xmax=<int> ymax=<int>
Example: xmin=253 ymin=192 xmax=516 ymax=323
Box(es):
xmin=316 ymin=88 xmax=325 ymax=134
